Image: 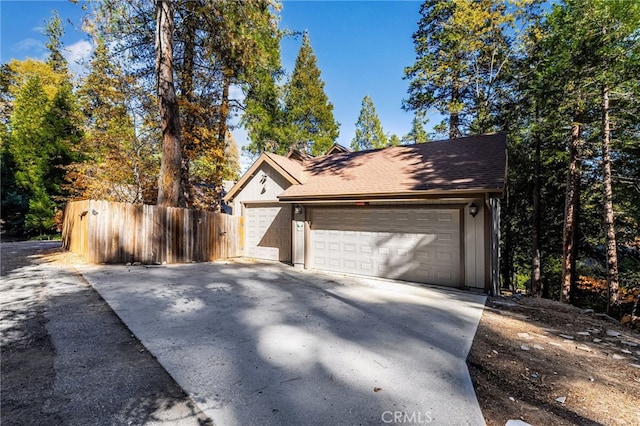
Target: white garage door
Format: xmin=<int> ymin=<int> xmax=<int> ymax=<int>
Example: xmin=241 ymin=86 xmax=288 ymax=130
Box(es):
xmin=309 ymin=207 xmax=461 ymax=287
xmin=244 ymin=203 xmax=291 ymax=262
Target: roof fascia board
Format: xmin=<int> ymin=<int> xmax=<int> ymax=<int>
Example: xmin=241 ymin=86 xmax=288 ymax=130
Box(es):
xmin=278 ymin=189 xmax=502 ymax=202
xmin=263 ymin=153 xmax=303 ymax=186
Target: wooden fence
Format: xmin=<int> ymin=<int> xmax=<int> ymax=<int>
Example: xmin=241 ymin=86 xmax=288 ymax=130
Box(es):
xmin=62 ymin=200 xmax=243 ymax=264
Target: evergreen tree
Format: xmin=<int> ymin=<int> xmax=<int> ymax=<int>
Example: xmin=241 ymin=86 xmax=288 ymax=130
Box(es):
xmin=284 ymin=32 xmax=339 ymax=155
xmin=1 ymin=59 xmax=65 ymax=235
xmin=350 ymin=95 xmax=388 ymax=151
xmin=98 ymin=0 xmax=282 ymax=209
xmin=3 ymin=74 xmax=80 ymax=235
xmin=388 ymin=134 xmax=401 ymax=146
xmin=66 ymin=36 xmax=159 ymax=204
xmin=496 ymin=0 xmax=640 ymax=309
xmin=404 ymin=0 xmax=531 ymax=138
xmin=243 ymin=69 xmax=288 ymax=156
xmin=44 ymin=11 xmax=68 ymax=75
xmin=4 ymin=77 xmax=48 ymax=233
xmin=1 ymin=11 xmax=81 ymax=235
xmin=402 ymin=110 xmax=429 ymax=144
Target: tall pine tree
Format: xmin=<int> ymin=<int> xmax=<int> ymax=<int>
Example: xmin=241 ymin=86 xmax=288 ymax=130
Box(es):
xmin=66 ymin=36 xmax=159 ymax=204
xmin=350 ymin=95 xmax=387 ymax=151
xmin=1 ymin=12 xmax=81 ymax=235
xmin=284 ymin=32 xmax=339 ymax=155
xmin=242 ymin=66 xmax=287 ymax=156
xmin=404 ymin=0 xmax=530 ymax=138
xmin=402 ymin=110 xmax=429 ymax=144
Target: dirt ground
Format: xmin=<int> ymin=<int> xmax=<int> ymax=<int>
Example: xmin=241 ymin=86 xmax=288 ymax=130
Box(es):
xmin=467 ymin=296 xmax=640 ymax=426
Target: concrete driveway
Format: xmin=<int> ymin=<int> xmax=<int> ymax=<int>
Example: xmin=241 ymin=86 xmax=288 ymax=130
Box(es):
xmin=78 ymin=260 xmax=486 ymax=425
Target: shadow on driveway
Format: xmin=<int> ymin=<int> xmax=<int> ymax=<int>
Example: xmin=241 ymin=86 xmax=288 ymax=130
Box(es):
xmin=79 ymin=260 xmax=486 ymax=426
xmin=1 ymin=241 xmax=211 ymax=426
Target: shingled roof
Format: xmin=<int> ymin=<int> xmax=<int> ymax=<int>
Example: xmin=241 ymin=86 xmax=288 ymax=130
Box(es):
xmin=278 ymin=133 xmax=507 ymax=201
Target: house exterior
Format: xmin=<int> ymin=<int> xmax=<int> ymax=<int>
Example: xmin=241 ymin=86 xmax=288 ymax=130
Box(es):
xmin=224 ymin=133 xmax=507 ymax=294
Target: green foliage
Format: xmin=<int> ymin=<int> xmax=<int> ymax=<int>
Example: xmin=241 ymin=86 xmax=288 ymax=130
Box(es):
xmin=44 ymin=11 xmax=68 ymax=75
xmin=8 ymin=76 xmax=48 ymax=188
xmin=0 ymin=148 xmax=29 ymax=233
xmin=402 ymin=110 xmax=429 ymax=144
xmin=243 ymin=69 xmax=288 ymax=156
xmin=350 ymin=95 xmax=388 ymax=151
xmin=0 ymin=12 xmax=81 ymax=235
xmin=404 ymin=0 xmax=535 ymax=138
xmin=25 ymin=188 xmax=56 ymax=234
xmin=284 ymin=33 xmax=340 ymax=156
xmin=244 ymin=31 xmax=342 ymax=158
xmin=2 ymin=66 xmax=81 ymax=235
xmin=495 ymin=0 xmax=640 ymax=300
xmin=388 ymin=134 xmax=401 ymax=146
xmin=66 ymin=36 xmax=159 ymax=204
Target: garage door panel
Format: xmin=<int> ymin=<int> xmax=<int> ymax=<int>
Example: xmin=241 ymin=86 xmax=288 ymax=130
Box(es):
xmin=310 ymin=207 xmax=461 ymax=287
xmin=245 ymin=204 xmax=291 ymax=262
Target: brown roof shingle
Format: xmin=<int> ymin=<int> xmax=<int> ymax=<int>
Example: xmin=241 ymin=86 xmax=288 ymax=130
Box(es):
xmin=278 ymin=133 xmax=506 ymax=200
xmin=264 ymin=152 xmax=306 ymax=183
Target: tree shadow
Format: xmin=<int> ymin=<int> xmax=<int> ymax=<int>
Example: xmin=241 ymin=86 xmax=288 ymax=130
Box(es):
xmin=80 ymin=261 xmax=489 ymax=425
xmin=307 ymin=208 xmax=462 ymax=287
xmin=301 ymin=134 xmax=506 ymax=195
xmin=1 ymin=244 xmax=213 ymax=426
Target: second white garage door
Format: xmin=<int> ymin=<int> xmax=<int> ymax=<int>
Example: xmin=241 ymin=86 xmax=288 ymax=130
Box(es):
xmin=309 ymin=207 xmax=461 ymax=287
xmin=244 ymin=203 xmax=291 ymax=262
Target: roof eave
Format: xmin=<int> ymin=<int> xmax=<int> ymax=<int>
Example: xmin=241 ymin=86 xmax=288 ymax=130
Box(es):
xmin=278 ymin=188 xmax=504 ymax=203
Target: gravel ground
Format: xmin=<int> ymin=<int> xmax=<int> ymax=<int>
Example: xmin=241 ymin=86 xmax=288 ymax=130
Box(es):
xmin=1 ymin=241 xmax=212 ymax=426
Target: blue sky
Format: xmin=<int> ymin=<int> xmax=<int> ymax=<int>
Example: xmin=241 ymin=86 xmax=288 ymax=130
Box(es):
xmin=1 ymin=1 xmax=432 ymax=167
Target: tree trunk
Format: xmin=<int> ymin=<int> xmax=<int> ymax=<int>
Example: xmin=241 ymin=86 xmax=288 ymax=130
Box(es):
xmin=449 ymin=82 xmax=461 ymax=139
xmin=155 ymin=0 xmax=183 ymax=207
xmin=502 ymin=187 xmax=513 ymax=290
xmin=602 ymin=83 xmax=619 ymax=312
xmin=179 ymin=2 xmax=196 ymax=208
xmin=561 ymin=122 xmax=582 ymax=303
xmin=531 ymin=120 xmax=542 ymax=297
xmin=214 ymin=69 xmax=232 ymax=213
xmin=218 ymin=71 xmax=231 ymax=154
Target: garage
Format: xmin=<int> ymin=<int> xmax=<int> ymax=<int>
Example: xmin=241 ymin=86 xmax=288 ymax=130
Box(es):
xmin=244 ymin=203 xmax=291 ymax=262
xmin=225 ymin=134 xmax=507 ymax=292
xmin=309 ymin=207 xmax=462 ymax=287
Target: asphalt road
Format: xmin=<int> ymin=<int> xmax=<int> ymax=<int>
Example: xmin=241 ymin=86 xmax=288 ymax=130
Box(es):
xmin=0 ymin=241 xmax=211 ymax=426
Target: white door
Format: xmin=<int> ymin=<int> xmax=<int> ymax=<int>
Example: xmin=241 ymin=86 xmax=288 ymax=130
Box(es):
xmin=244 ymin=203 xmax=291 ymax=262
xmin=309 ymin=207 xmax=461 ymax=287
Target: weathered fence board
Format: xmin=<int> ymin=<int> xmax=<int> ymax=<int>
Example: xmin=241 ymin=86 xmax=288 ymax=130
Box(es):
xmin=62 ymin=200 xmax=242 ymax=264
